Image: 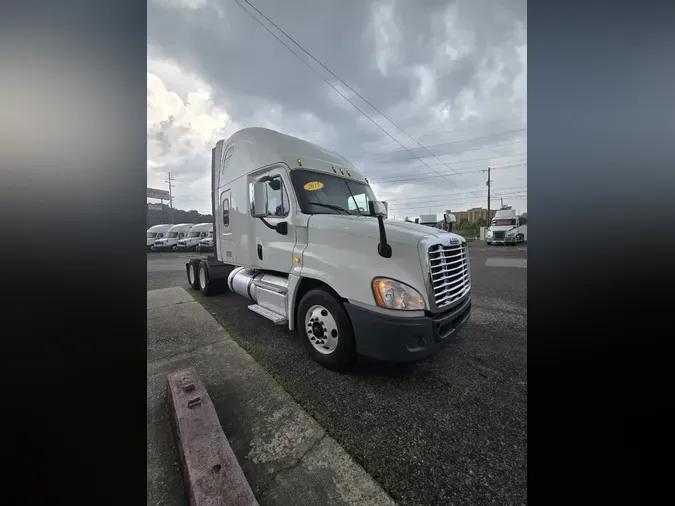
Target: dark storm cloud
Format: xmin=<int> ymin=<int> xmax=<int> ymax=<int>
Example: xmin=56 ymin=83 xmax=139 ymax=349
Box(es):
xmin=148 ymin=0 xmax=526 ymax=214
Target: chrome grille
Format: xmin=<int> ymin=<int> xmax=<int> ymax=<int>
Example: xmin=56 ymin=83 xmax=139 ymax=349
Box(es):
xmin=428 ymin=242 xmax=470 ymax=309
xmin=493 ymin=231 xmax=505 ymax=240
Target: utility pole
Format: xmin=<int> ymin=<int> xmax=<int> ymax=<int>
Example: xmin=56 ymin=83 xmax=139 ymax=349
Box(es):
xmin=483 ymin=166 xmax=492 ymax=223
xmin=166 ymin=172 xmax=175 ymax=224
xmin=501 ymin=197 xmax=504 ymax=208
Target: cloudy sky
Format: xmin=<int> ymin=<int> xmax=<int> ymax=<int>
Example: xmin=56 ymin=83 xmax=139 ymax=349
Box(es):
xmin=147 ymin=0 xmax=527 ymax=219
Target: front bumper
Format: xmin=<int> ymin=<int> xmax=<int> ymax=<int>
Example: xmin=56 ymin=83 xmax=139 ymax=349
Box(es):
xmin=344 ymin=294 xmax=471 ymax=363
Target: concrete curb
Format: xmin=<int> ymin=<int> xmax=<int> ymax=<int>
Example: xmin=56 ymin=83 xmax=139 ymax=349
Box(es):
xmin=168 ymin=367 xmax=259 ymax=506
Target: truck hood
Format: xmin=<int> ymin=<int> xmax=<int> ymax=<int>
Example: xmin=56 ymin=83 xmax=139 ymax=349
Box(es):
xmin=307 ymin=214 xmax=464 ymax=247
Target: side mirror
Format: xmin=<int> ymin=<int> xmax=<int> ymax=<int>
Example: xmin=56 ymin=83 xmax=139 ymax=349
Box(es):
xmin=252 ymin=181 xmax=268 ymax=218
xmin=443 ymin=213 xmax=456 ymax=224
xmin=368 ymin=201 xmax=387 ymax=217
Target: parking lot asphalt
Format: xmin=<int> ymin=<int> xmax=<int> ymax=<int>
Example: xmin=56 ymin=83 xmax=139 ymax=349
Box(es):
xmin=147 ymin=243 xmax=527 ymax=506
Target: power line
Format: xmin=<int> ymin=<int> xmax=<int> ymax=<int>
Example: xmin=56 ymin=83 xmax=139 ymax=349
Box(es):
xmin=233 ymin=0 xmax=480 ymax=191
xmin=359 ymin=138 xmax=527 ymax=165
xmin=352 ymin=127 xmax=527 ymax=159
xmin=351 ymin=117 xmax=521 ymax=155
xmin=364 ymin=152 xmax=527 ymax=175
xmin=388 ymin=189 xmax=528 ymax=208
xmin=371 ymin=162 xmax=526 ymax=185
xmin=371 ymin=160 xmax=526 ymax=182
xmin=388 ymin=191 xmax=528 ymax=212
xmin=383 ymin=184 xmax=528 ymax=203
xmin=387 ymin=190 xmax=528 ymax=210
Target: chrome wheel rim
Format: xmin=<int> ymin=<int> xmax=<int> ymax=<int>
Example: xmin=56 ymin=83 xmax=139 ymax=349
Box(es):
xmin=304 ymin=305 xmax=338 ymax=355
xmin=199 ymin=267 xmax=207 ymax=290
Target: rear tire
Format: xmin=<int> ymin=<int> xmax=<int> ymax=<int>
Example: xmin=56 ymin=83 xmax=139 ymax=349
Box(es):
xmin=186 ymin=261 xmax=200 ymax=290
xmin=172 ymin=244 xmax=178 ymax=252
xmin=297 ymin=288 xmax=356 ymax=371
xmin=198 ymin=261 xmax=215 ymax=296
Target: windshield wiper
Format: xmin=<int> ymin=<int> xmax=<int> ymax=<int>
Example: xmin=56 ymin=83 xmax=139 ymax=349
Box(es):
xmin=307 ymin=202 xmax=351 ymax=215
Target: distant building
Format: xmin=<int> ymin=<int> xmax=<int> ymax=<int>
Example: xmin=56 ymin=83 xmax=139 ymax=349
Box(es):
xmin=448 ymin=207 xmax=496 ymax=224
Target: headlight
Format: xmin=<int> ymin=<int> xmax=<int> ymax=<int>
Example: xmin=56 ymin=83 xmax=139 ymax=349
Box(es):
xmin=486 ymin=230 xmax=493 ymax=237
xmin=372 ymin=278 xmax=425 ymax=311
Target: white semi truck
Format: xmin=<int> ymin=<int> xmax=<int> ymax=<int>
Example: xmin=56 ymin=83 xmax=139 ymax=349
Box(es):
xmin=154 ymin=223 xmax=193 ymax=251
xmin=196 ymin=226 xmax=214 ymax=252
xmin=486 ymin=208 xmax=527 ymax=245
xmin=185 ymin=127 xmax=472 ymax=370
xmin=177 ymin=222 xmax=212 ymax=251
xmin=147 ymin=224 xmax=171 ymax=251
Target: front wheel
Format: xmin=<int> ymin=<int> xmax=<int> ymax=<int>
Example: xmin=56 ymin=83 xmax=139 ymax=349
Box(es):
xmin=172 ymin=245 xmax=178 ymax=252
xmin=297 ymin=288 xmax=356 ymax=370
xmin=486 ymin=241 xmax=492 ymax=246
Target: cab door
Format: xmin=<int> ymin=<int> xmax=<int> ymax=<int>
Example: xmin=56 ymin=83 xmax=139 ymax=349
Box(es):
xmin=250 ymin=167 xmax=296 ymax=273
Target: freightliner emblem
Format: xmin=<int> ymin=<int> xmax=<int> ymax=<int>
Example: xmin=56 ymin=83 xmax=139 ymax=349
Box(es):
xmin=448 ymin=238 xmax=460 ymax=246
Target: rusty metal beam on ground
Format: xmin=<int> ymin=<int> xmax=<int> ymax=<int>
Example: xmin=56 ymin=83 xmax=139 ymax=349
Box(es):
xmin=168 ymin=368 xmax=259 ymax=506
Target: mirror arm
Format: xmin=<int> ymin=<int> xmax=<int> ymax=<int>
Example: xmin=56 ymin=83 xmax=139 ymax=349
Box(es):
xmin=258 ymin=216 xmax=276 ymax=230
xmin=257 ymin=217 xmax=288 ymax=236
xmin=376 ymin=215 xmax=392 ymax=258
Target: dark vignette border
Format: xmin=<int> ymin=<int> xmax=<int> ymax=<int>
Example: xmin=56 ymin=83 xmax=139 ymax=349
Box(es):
xmin=0 ymin=1 xmax=147 ymax=504
xmin=529 ymin=0 xmax=674 ymax=503
xmin=0 ymin=0 xmax=674 ymax=503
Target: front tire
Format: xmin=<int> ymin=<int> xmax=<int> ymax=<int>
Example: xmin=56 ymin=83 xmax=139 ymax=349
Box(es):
xmin=486 ymin=241 xmax=492 ymax=246
xmin=198 ymin=261 xmax=215 ymax=296
xmin=297 ymin=288 xmax=356 ymax=370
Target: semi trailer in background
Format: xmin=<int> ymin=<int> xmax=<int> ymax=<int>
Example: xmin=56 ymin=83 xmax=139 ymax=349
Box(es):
xmin=185 ymin=127 xmax=472 ymax=370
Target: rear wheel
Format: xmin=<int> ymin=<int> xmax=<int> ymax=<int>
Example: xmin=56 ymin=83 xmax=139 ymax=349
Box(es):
xmin=172 ymin=244 xmax=178 ymax=252
xmin=198 ymin=261 xmax=215 ymax=296
xmin=297 ymin=288 xmax=355 ymax=370
xmin=186 ymin=261 xmax=200 ymax=290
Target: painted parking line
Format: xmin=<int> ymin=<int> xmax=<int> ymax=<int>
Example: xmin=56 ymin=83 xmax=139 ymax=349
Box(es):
xmin=485 ymin=257 xmax=528 ymax=268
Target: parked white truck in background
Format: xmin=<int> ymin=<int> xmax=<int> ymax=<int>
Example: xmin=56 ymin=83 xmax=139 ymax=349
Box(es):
xmin=486 ymin=208 xmax=527 ymax=245
xmin=185 ymin=127 xmax=472 ymax=370
xmin=177 ymin=222 xmax=212 ymax=251
xmin=147 ymin=224 xmax=171 ymax=251
xmin=196 ymin=226 xmax=214 ymax=252
xmin=154 ymin=223 xmax=193 ymax=251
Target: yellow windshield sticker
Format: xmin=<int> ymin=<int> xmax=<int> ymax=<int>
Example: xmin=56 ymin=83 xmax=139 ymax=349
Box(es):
xmin=303 ymin=181 xmax=324 ymax=191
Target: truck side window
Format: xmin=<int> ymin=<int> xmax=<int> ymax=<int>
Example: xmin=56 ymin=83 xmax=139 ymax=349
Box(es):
xmin=250 ymin=177 xmax=290 ymax=217
xmin=223 ymin=198 xmax=230 ymax=226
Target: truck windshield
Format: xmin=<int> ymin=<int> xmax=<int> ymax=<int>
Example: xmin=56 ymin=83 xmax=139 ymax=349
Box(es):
xmin=168 ymin=232 xmax=178 ymax=238
xmin=189 ymin=232 xmax=200 ymax=238
xmin=492 ymin=219 xmax=516 ymax=226
xmin=147 ymin=232 xmax=157 ymax=238
xmin=291 ymin=169 xmax=376 ymax=216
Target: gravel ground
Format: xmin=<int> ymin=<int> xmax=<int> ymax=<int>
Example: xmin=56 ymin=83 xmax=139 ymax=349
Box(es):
xmin=148 ymin=244 xmax=527 ymax=506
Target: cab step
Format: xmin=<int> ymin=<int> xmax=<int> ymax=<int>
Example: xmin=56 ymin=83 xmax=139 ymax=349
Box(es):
xmin=247 ymin=304 xmax=287 ymax=325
